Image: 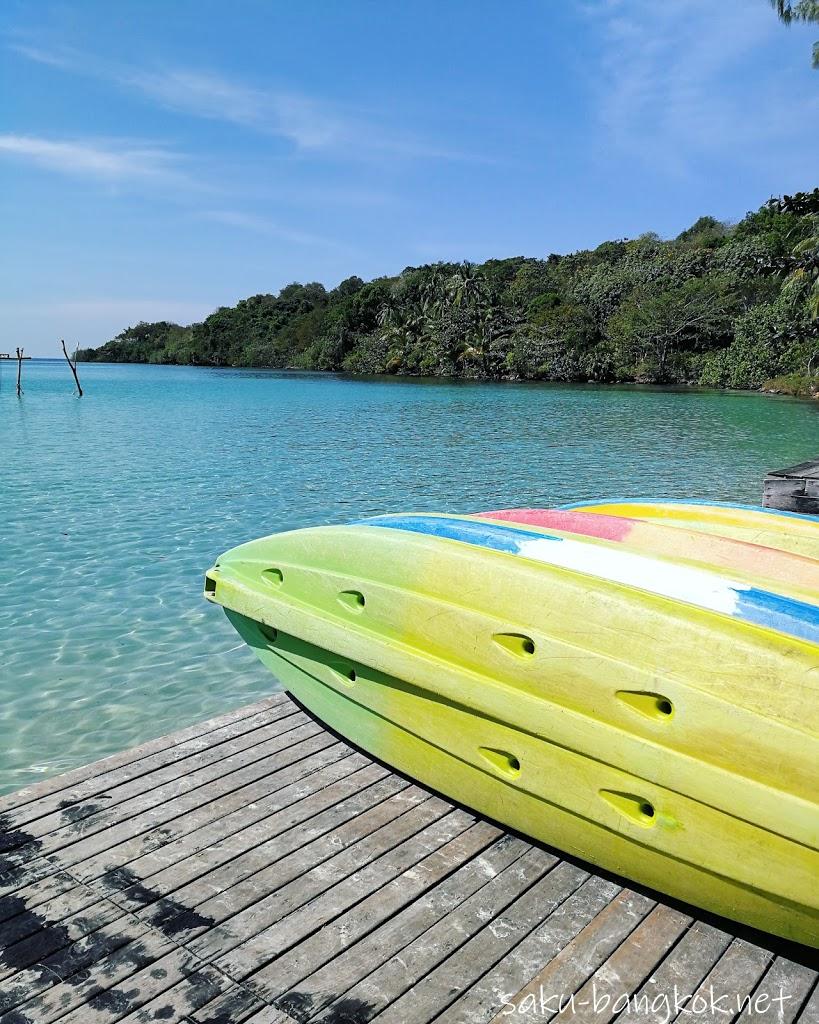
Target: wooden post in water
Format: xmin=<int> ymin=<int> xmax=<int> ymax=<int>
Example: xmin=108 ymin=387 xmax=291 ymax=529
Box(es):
xmin=15 ymin=346 xmax=23 ymax=396
xmin=61 ymin=339 xmax=84 ymax=396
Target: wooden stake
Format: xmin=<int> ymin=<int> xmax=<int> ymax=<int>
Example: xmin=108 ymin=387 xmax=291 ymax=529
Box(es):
xmin=16 ymin=346 xmax=23 ymax=396
xmin=61 ymin=338 xmax=84 ymax=396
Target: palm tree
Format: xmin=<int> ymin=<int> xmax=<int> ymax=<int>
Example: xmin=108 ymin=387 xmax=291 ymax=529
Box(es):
xmin=770 ymin=1 xmax=819 ymax=66
xmin=448 ymin=262 xmax=489 ymax=310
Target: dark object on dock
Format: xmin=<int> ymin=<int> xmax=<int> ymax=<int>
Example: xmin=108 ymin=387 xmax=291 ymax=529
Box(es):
xmin=0 ymin=695 xmax=816 ymax=1023
xmin=763 ymin=457 xmax=819 ymax=514
xmin=60 ymin=338 xmax=83 ymax=397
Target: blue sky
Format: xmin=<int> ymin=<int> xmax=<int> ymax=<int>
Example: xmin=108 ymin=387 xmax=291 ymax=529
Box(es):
xmin=2 ymin=0 xmax=817 ymax=356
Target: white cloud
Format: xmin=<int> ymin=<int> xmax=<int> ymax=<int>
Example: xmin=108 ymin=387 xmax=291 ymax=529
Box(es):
xmin=124 ymin=68 xmax=349 ymax=150
xmin=199 ymin=209 xmax=350 ymax=249
xmin=584 ymin=0 xmax=819 ymax=177
xmin=11 ymin=41 xmax=490 ymax=163
xmin=0 ymin=133 xmax=190 ymax=185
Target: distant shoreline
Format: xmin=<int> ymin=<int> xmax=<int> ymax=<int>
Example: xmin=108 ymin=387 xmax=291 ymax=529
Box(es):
xmin=59 ymin=358 xmax=817 ymax=400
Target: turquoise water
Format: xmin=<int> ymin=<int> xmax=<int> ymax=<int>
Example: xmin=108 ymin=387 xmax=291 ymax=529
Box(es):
xmin=1 ymin=360 xmax=817 ymax=795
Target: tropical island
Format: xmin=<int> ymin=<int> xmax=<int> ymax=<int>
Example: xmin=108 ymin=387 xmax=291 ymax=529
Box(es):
xmin=78 ymin=189 xmax=819 ymax=396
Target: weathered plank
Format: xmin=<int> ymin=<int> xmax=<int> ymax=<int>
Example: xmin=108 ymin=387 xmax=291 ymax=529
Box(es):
xmin=1 ymin=717 xmax=321 ymax=875
xmin=763 ymin=457 xmax=819 ymax=514
xmin=264 ymin=832 xmax=527 ymax=1017
xmin=551 ymin=904 xmax=692 ymax=1023
xmin=0 ymin=695 xmax=289 ymax=816
xmin=1 ymin=699 xmax=299 ymax=834
xmin=682 ymin=938 xmax=775 ymax=1024
xmin=369 ymin=859 xmax=588 ymax=1024
xmin=799 ymin=982 xmax=819 ymax=1024
xmin=301 ymin=845 xmax=557 ymax=1024
xmin=1 ymin=727 xmax=339 ymax=896
xmin=609 ymin=920 xmax=732 ymax=1023
xmin=1 ymin=694 xmax=816 ymax=1024
xmin=448 ymin=874 xmax=622 ymax=1024
xmin=206 ymin=801 xmax=471 ymax=971
xmin=490 ymin=889 xmax=656 ymax=1022
xmin=736 ymin=956 xmax=818 ymax=1023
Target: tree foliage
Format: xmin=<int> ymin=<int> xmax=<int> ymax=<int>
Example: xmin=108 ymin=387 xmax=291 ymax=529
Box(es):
xmin=771 ymin=0 xmax=819 ymax=66
xmin=77 ymin=191 xmax=819 ymax=392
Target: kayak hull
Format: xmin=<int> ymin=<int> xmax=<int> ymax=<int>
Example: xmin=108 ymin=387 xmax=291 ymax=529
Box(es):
xmin=206 ymin=504 xmax=819 ymax=947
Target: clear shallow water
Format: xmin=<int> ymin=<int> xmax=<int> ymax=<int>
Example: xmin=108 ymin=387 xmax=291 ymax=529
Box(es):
xmin=1 ymin=360 xmax=816 ymax=795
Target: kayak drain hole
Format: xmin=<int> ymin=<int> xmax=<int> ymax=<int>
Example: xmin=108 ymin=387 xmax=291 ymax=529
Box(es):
xmin=347 ymin=668 xmax=357 ymax=682
xmin=204 ymin=575 xmax=217 ymax=595
xmin=338 ymin=590 xmax=366 ymax=612
xmin=600 ymin=790 xmax=657 ymax=827
xmin=479 ymin=747 xmax=522 ymax=778
xmin=262 ymin=568 xmax=284 ymax=586
xmin=616 ymin=690 xmax=675 ymax=721
xmin=492 ymin=633 xmax=536 ymax=658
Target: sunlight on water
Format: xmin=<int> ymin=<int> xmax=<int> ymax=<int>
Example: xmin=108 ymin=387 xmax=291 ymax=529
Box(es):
xmin=1 ymin=360 xmax=816 ymax=794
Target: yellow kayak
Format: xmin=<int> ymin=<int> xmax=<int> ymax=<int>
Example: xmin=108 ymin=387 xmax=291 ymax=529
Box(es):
xmin=205 ymin=501 xmax=819 ymax=947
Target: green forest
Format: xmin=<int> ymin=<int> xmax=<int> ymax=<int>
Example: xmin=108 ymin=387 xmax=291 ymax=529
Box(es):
xmin=78 ymin=189 xmax=819 ymax=395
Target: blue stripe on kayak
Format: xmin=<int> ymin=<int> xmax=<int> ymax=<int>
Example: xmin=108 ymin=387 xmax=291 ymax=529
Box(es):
xmin=360 ymin=514 xmax=819 ymax=646
xmin=737 ymin=589 xmax=819 ymax=645
xmin=360 ymin=514 xmax=563 ymax=551
xmin=560 ymin=498 xmax=819 ymax=524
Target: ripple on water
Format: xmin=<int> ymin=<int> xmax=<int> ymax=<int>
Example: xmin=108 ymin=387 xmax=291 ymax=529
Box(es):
xmin=1 ymin=362 xmax=817 ymax=794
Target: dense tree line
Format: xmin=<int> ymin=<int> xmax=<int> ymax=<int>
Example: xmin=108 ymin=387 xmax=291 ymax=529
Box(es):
xmin=78 ymin=191 xmax=819 ymax=395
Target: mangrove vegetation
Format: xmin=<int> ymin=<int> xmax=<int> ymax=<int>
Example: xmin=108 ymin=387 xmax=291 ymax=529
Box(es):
xmin=78 ymin=190 xmax=819 ymax=394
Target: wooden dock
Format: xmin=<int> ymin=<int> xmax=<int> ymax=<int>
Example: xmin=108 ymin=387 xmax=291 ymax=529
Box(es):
xmin=1 ymin=693 xmax=817 ymax=1024
xmin=763 ymin=457 xmax=819 ymax=515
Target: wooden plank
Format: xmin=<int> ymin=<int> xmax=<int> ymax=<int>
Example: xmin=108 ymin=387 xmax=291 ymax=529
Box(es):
xmin=5 ymin=924 xmax=178 ymax=1023
xmin=1 ymin=727 xmax=338 ymax=896
xmin=201 ymin=799 xmax=465 ymax=970
xmin=52 ymin=946 xmax=229 ymax=1024
xmin=1 ymin=714 xmax=318 ymax=869
xmin=736 ymin=957 xmax=817 ymax=1024
xmin=681 ymin=938 xmax=774 ymax=1024
xmin=262 ymin=832 xmax=529 ymax=1017
xmin=609 ymin=920 xmax=732 ymax=1024
xmin=1 ymin=700 xmax=300 ymax=835
xmin=0 ymin=742 xmax=353 ymax=936
xmin=766 ymin=457 xmax=819 ymax=479
xmin=0 ymin=912 xmax=156 ymax=1015
xmin=117 ymin=962 xmax=237 ymax=1024
xmin=799 ymin=982 xmax=819 ymax=1023
xmin=111 ymin=767 xmax=405 ymax=921
xmin=450 ymin=875 xmax=622 ymax=1024
xmin=79 ymin=774 xmax=417 ymax=957
xmin=368 ymin=859 xmax=588 ymax=1024
xmin=191 ymin=986 xmax=270 ymax=1024
xmin=551 ymin=904 xmax=692 ymax=1023
xmin=0 ymin=869 xmax=87 ymax=926
xmin=242 ymin=1008 xmax=303 ymax=1024
xmin=245 ymin=820 xmax=505 ymax=1011
xmin=763 ymin=457 xmax=819 ymax=513
xmin=489 ymin=889 xmax=655 ymax=1022
xmin=138 ymin=782 xmax=432 ymax=948
xmin=0 ymin=695 xmax=289 ymax=815
xmin=299 ymin=846 xmax=558 ymax=1024
xmin=1 ymin=697 xmax=806 ymax=1024
xmin=0 ymin=894 xmax=127 ymax=984
xmin=0 ymin=746 xmax=365 ymax=992
xmin=71 ymin=742 xmax=356 ymax=886
xmin=0 ymin=874 xmax=102 ymax=949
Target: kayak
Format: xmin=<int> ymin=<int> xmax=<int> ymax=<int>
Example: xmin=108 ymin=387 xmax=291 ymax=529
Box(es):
xmin=204 ymin=501 xmax=819 ymax=947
